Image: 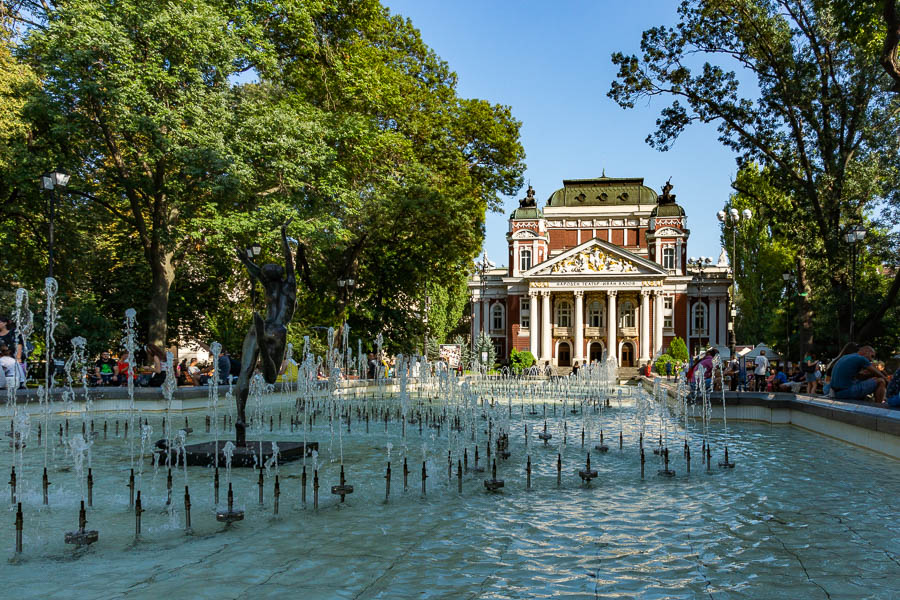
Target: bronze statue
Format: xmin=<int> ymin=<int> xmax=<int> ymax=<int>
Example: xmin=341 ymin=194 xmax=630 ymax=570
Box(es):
xmin=234 ymin=223 xmax=299 ymax=446
xmin=659 ymin=178 xmax=677 ymax=204
xmin=519 ymin=185 xmax=537 ymax=208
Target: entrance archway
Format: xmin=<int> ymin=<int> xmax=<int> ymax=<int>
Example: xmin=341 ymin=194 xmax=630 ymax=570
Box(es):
xmin=620 ymin=342 xmax=635 ymax=367
xmin=588 ymin=342 xmax=604 ymax=364
xmin=557 ymin=342 xmax=571 ymax=367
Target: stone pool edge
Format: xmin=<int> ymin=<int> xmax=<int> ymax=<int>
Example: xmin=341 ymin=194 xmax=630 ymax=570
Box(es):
xmin=641 ymin=378 xmax=900 ymax=460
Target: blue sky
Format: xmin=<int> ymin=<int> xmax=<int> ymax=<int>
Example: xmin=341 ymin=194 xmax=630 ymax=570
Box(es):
xmin=383 ymin=0 xmax=743 ymax=266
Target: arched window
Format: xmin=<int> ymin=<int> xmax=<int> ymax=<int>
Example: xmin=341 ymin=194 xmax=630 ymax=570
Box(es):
xmin=619 ymin=301 xmax=635 ymax=328
xmin=588 ymin=300 xmax=604 ymax=328
xmin=556 ymin=300 xmax=572 ymax=327
xmin=662 ymin=246 xmax=675 ymax=270
xmin=520 ymin=248 xmax=532 ymax=272
xmin=491 ymin=303 xmax=505 ymax=332
xmin=692 ymin=302 xmax=707 ymax=334
xmin=520 ymin=297 xmax=531 ymax=329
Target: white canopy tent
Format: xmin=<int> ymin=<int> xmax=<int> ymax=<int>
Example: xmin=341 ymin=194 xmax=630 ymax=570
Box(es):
xmin=741 ymin=343 xmax=784 ymax=365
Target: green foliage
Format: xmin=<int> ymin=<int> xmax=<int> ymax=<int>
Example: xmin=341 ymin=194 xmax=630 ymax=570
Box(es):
xmin=0 ymin=0 xmax=525 ymax=358
xmin=469 ymin=331 xmax=497 ymax=369
xmin=509 ymin=348 xmax=535 ymax=374
xmin=667 ymin=337 xmax=689 ymax=363
xmin=610 ymin=0 xmax=900 ymax=353
xmin=654 ymin=354 xmax=675 ymax=375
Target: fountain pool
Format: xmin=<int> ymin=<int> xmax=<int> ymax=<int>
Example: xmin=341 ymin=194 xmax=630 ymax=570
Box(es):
xmin=3 ymin=391 xmax=899 ymax=599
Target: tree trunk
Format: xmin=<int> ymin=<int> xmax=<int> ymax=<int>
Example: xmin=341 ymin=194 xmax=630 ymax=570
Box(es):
xmin=147 ymin=249 xmax=176 ymax=350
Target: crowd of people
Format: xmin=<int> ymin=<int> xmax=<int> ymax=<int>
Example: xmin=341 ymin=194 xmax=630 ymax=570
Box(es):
xmin=662 ymin=342 xmax=899 ymax=407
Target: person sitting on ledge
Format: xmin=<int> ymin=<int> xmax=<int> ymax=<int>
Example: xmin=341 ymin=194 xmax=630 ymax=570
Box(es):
xmin=0 ymin=345 xmax=17 ymax=388
xmin=829 ymin=345 xmax=887 ymax=402
xmin=94 ymin=350 xmax=119 ymax=386
xmin=767 ymin=365 xmax=792 ymax=393
xmin=885 ymin=366 xmax=900 ymax=407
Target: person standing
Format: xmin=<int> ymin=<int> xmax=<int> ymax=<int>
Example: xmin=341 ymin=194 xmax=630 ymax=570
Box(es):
xmin=665 ymin=360 xmax=672 ymax=381
xmin=803 ymin=352 xmax=820 ymax=395
xmin=753 ymin=350 xmax=769 ymax=392
xmin=217 ymin=349 xmax=231 ymax=385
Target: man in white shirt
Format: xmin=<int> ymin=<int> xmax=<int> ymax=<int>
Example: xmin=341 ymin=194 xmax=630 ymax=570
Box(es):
xmin=754 ymin=350 xmax=769 ymax=391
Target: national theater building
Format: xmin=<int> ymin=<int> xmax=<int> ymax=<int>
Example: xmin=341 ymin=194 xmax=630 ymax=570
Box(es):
xmin=469 ymin=175 xmax=732 ymax=369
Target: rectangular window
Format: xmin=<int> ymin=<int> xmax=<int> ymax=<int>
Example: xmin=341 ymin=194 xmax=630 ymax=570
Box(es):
xmin=662 ymin=247 xmax=676 ymax=270
xmin=663 ymin=297 xmax=673 ymax=329
xmin=520 ymin=298 xmax=530 ymax=330
xmin=520 ymin=248 xmax=532 ymax=272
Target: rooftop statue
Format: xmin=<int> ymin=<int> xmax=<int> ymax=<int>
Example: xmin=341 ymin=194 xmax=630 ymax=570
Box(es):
xmin=519 ymin=185 xmax=537 ymax=208
xmin=659 ymin=178 xmax=677 ymax=204
xmin=234 ymin=222 xmax=299 ymax=446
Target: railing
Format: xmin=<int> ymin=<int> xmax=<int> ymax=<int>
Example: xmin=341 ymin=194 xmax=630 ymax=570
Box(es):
xmin=553 ymin=326 xmax=571 ymax=337
xmin=620 ymin=326 xmax=637 ymax=337
xmin=584 ymin=327 xmax=602 ymax=337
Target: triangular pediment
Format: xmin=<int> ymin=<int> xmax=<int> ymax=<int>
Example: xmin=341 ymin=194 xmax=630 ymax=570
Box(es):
xmin=524 ymin=239 xmax=667 ymax=277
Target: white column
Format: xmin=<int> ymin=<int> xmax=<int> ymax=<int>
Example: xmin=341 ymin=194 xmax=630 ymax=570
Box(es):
xmin=607 ymin=291 xmax=617 ymax=364
xmin=512 ymin=241 xmax=519 ymax=276
xmin=718 ymin=299 xmax=727 ymax=347
xmin=639 ymin=290 xmax=650 ymax=362
xmin=574 ymin=291 xmax=585 ymax=364
xmin=709 ymin=298 xmax=717 ymax=346
xmin=529 ymin=292 xmax=539 ymax=359
xmin=687 ymin=296 xmax=692 ymax=339
xmin=541 ymin=291 xmax=551 ymax=363
xmin=473 ymin=298 xmax=481 ymax=341
xmin=654 ymin=292 xmax=665 ymax=355
xmin=655 ymin=237 xmax=661 ymax=264
xmin=676 ymin=238 xmax=683 ymax=272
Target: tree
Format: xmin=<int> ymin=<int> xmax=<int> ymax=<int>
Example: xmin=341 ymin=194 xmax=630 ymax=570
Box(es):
xmin=667 ymin=337 xmax=689 ymax=363
xmin=3 ymin=0 xmax=525 ymax=357
xmin=723 ymin=165 xmax=796 ymax=347
xmin=610 ymin=0 xmax=900 ymax=346
xmin=16 ymin=0 xmax=324 ymax=349
xmin=469 ymin=331 xmax=497 ymax=370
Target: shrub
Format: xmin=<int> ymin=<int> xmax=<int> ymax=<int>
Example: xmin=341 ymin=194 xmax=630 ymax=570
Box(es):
xmin=510 ymin=348 xmax=535 ymax=373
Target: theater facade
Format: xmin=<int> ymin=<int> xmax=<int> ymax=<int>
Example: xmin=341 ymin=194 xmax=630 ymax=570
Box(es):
xmin=469 ymin=175 xmax=732 ymax=368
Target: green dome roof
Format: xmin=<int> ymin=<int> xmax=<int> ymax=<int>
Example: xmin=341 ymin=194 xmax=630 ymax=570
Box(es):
xmin=651 ymin=203 xmax=686 ymax=217
xmin=546 ymin=176 xmax=658 ymax=207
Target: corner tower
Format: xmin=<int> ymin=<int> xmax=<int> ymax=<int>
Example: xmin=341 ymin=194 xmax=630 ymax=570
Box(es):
xmin=507 ymin=185 xmax=548 ymax=277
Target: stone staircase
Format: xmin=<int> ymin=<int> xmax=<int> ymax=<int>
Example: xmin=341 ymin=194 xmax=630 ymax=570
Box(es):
xmin=617 ymin=367 xmax=641 ymax=382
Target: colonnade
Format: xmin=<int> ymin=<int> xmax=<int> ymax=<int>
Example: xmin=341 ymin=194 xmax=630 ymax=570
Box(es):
xmin=525 ymin=288 xmax=666 ymax=366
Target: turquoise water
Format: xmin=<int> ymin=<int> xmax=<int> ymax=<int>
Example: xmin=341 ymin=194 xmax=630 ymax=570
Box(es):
xmin=2 ymin=395 xmax=899 ymax=599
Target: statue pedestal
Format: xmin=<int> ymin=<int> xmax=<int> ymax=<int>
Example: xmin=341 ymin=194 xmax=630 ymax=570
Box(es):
xmin=156 ymin=440 xmax=318 ymax=467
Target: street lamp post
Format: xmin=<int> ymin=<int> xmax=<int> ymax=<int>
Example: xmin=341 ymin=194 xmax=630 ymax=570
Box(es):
xmin=717 ymin=207 xmax=752 ymax=357
xmin=422 ymin=291 xmax=432 ymax=359
xmin=782 ymin=272 xmax=795 ymax=365
xmin=843 ymin=224 xmax=867 ymax=342
xmin=473 ymin=253 xmax=495 ymax=359
xmin=687 ymin=256 xmax=713 ymax=357
xmin=337 ymin=278 xmax=356 ymax=354
xmin=245 ymin=244 xmax=262 ymax=304
xmin=40 ymin=170 xmax=71 ymax=279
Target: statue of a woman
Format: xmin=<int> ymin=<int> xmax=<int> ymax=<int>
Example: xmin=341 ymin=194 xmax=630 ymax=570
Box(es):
xmin=233 ymin=223 xmax=299 ymax=446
